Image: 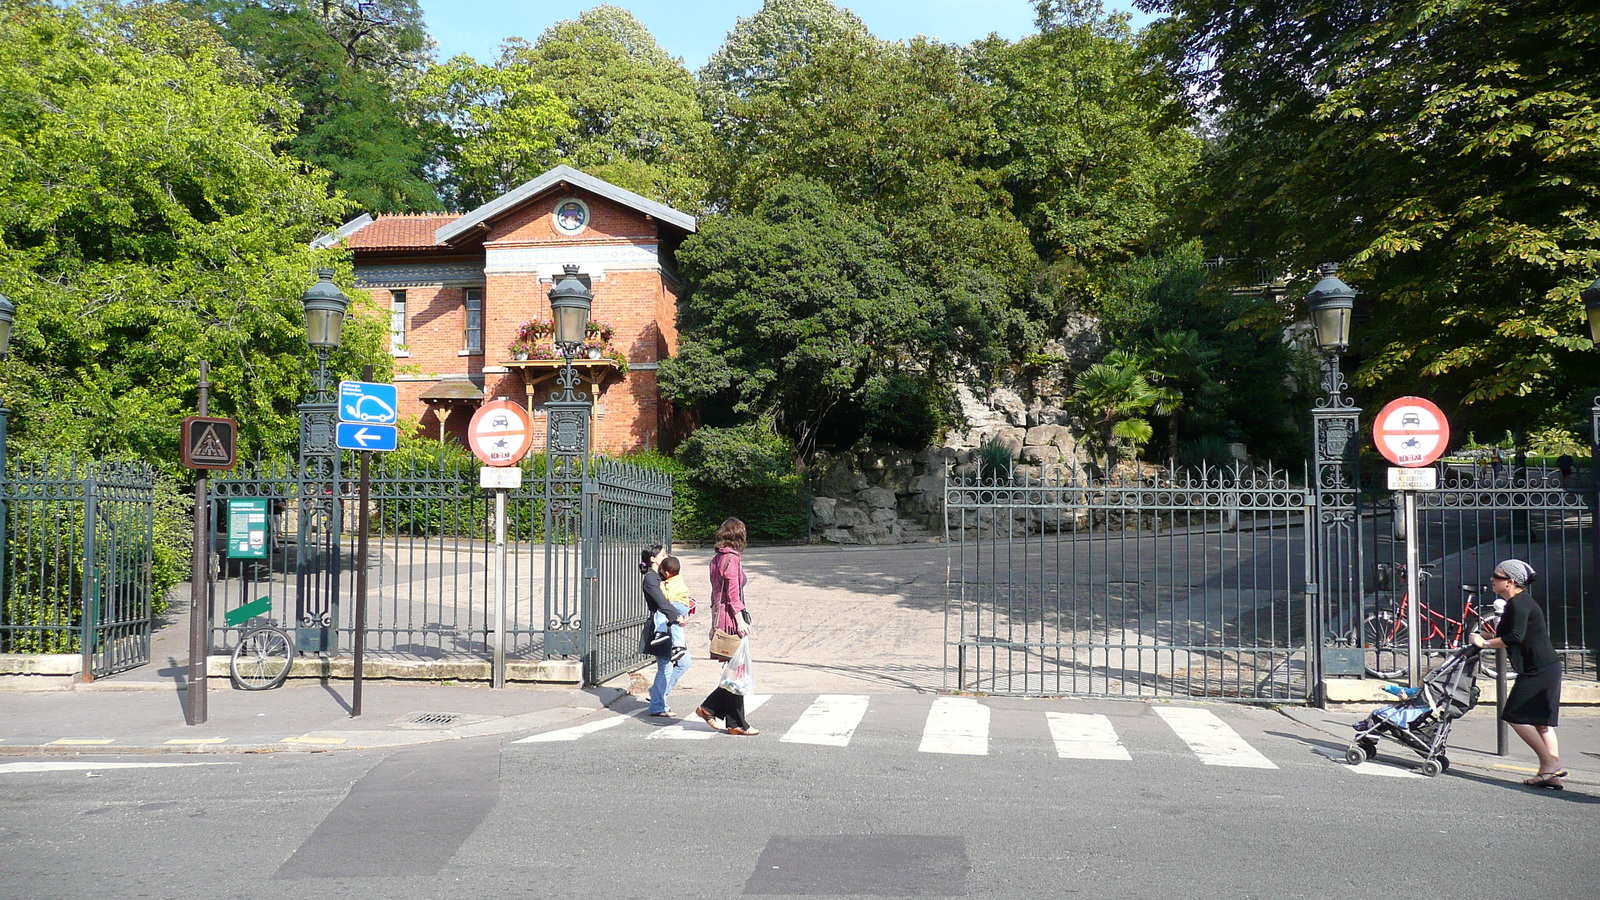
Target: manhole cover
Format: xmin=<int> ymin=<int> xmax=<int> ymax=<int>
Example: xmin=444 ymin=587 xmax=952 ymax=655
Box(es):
xmin=398 ymin=712 xmax=464 ymax=727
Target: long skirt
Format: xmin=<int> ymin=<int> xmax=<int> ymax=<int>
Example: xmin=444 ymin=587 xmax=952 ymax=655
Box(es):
xmin=699 ymin=686 xmax=748 ymax=730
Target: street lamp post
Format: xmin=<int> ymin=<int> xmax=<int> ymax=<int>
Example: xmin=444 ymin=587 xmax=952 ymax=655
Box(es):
xmin=1307 ymin=263 xmax=1362 ymax=698
xmin=296 ymin=270 xmax=347 ymax=654
xmin=543 ymin=264 xmax=593 ymax=656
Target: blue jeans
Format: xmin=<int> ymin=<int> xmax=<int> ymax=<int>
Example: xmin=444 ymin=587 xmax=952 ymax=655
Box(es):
xmin=648 ymin=649 xmax=689 ymax=714
xmin=652 ymin=602 xmax=688 ymax=649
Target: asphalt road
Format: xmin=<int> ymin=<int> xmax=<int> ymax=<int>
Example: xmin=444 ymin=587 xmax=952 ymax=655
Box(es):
xmin=3 ymin=697 xmax=1596 ymax=900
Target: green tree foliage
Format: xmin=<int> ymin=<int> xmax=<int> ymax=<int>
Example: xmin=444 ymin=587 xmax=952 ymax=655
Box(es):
xmin=974 ymin=0 xmax=1199 ymax=267
xmin=1079 ymin=242 xmax=1308 ymax=461
xmin=184 ymin=0 xmax=441 ymax=212
xmin=506 ymin=5 xmax=708 ymax=210
xmin=1142 ymin=0 xmax=1600 ymax=421
xmin=662 ymin=178 xmax=932 ymax=457
xmin=696 ymin=0 xmax=876 ymax=147
xmin=1071 ymin=349 xmax=1160 ymax=470
xmin=410 ymin=51 xmax=576 ymax=209
xmin=0 ymin=0 xmax=386 ymax=467
xmin=703 ymin=32 xmax=1042 ymax=363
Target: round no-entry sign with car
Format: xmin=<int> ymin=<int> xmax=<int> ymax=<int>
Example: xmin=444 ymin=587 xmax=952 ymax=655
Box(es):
xmin=468 ymin=400 xmax=535 ymax=466
xmin=1373 ymin=396 xmax=1450 ymax=467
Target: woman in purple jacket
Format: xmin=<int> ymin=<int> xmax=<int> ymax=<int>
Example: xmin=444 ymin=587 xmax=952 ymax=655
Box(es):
xmin=695 ymin=517 xmax=758 ymax=735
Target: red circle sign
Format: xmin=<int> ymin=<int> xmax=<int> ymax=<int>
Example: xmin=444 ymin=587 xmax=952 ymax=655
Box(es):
xmin=467 ymin=400 xmax=535 ymax=467
xmin=1373 ymin=396 xmax=1450 ymax=467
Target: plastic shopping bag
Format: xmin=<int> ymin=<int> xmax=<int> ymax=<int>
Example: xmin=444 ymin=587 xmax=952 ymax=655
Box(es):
xmin=718 ymin=636 xmax=755 ymax=696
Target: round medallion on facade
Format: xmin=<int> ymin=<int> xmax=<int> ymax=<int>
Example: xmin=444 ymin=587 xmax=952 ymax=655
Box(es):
xmin=553 ymin=198 xmax=590 ymax=235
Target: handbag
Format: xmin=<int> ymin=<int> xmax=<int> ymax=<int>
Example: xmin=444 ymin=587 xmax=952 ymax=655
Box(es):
xmin=709 ymin=628 xmax=742 ymax=660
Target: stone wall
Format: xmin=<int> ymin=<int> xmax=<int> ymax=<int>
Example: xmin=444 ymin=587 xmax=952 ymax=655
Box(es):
xmin=807 ymin=375 xmax=1101 ymax=544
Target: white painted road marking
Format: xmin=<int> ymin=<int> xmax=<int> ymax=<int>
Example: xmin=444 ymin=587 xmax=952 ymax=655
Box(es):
xmin=918 ymin=697 xmax=989 ymax=756
xmin=1046 ymin=712 xmax=1132 ymax=760
xmin=0 ymin=761 xmax=229 ymax=774
xmin=1346 ymin=761 xmax=1425 ymax=779
xmin=1154 ymin=707 xmax=1278 ymax=769
xmin=514 ymin=714 xmax=631 ymax=743
xmin=782 ymin=694 xmax=870 ymax=747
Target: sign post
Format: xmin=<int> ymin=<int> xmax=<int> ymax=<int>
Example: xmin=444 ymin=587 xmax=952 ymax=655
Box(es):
xmin=468 ymin=399 xmax=535 ymax=688
xmin=338 ymin=375 xmax=398 ymax=717
xmin=179 ymin=362 xmax=237 ymax=724
xmin=1374 ymin=396 xmax=1451 ymax=687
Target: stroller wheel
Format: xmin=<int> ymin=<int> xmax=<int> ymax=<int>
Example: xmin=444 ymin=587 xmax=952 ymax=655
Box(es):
xmin=1420 ymin=759 xmax=1443 ymax=777
xmin=1360 ymin=740 xmax=1378 ymax=760
xmin=1344 ymin=746 xmax=1366 ymax=766
xmin=1436 ymin=755 xmax=1449 ymax=772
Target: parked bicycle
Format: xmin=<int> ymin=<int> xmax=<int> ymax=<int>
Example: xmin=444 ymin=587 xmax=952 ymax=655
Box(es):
xmin=230 ymin=616 xmax=295 ymax=691
xmin=1359 ymin=562 xmax=1501 ymax=679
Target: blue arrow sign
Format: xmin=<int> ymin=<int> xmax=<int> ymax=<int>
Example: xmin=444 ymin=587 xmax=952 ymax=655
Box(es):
xmin=339 ymin=380 xmax=398 ymax=425
xmin=336 ymin=422 xmax=398 ymax=452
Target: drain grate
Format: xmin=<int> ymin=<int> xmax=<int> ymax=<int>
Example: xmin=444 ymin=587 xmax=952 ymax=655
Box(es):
xmin=400 ymin=712 xmax=464 ymax=727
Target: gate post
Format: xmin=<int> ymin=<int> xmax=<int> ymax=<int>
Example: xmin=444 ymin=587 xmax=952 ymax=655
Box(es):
xmin=542 ymin=265 xmax=594 ymax=659
xmin=295 ymin=271 xmax=347 ymax=655
xmin=1313 ymin=354 xmax=1363 ymax=648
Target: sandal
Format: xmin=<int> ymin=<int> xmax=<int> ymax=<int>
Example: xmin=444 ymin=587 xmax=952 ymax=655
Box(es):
xmin=646 ymin=709 xmax=675 ymax=717
xmin=1523 ymin=772 xmax=1565 ymax=790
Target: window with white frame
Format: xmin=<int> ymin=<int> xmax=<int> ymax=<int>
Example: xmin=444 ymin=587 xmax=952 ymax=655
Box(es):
xmin=463 ymin=287 xmax=483 ymax=353
xmin=389 ymin=290 xmax=407 ymax=349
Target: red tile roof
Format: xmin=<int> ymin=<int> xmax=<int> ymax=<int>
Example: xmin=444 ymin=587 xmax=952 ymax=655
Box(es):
xmin=342 ymin=214 xmax=459 ymax=250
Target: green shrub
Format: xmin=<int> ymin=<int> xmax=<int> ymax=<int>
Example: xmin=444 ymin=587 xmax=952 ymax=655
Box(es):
xmin=861 ymin=373 xmax=947 ymax=449
xmin=627 ymin=427 xmax=808 ymax=543
xmin=977 ymin=436 xmax=1015 ymax=484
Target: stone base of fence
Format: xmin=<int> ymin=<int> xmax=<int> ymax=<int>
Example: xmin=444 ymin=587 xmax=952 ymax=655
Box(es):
xmin=200 ymin=655 xmax=582 ymax=685
xmin=1 ymin=653 xmax=582 ymax=690
xmin=1322 ymin=677 xmax=1600 ymax=706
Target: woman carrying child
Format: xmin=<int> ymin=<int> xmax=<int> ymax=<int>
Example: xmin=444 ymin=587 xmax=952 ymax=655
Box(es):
xmin=695 ymin=517 xmax=759 ymax=736
xmin=639 ymin=543 xmax=689 ymax=717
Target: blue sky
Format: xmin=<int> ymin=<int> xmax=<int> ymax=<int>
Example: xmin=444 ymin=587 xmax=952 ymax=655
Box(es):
xmin=418 ymin=1 xmax=1152 ymax=69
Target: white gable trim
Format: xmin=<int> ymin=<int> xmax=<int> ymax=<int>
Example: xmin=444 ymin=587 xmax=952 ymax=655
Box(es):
xmin=437 ymin=165 xmax=695 ymax=244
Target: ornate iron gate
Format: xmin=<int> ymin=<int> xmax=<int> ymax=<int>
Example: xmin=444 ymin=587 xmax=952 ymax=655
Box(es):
xmin=945 ymin=464 xmax=1314 ymax=703
xmin=0 ymin=459 xmax=155 ymax=678
xmin=205 ymin=449 xmax=670 ymax=686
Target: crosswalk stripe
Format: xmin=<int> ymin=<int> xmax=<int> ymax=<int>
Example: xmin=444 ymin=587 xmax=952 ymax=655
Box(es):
xmin=918 ymin=697 xmax=989 ymax=756
xmin=1046 ymin=712 xmax=1132 ymax=760
xmin=514 ymin=714 xmax=631 ymax=743
xmin=781 ymin=694 xmax=870 ymax=747
xmin=1347 ymin=761 xmax=1424 ymax=778
xmin=1154 ymin=707 xmax=1277 ymax=769
xmin=1 ymin=761 xmax=228 ymax=774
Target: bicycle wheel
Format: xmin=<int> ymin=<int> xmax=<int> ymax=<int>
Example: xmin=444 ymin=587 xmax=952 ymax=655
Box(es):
xmin=1361 ymin=613 xmax=1409 ymax=679
xmin=231 ymin=626 xmax=294 ymax=690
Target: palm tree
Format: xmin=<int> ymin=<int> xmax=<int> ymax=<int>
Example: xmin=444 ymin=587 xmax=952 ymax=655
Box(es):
xmin=1072 ymin=350 xmax=1162 ymax=472
xmin=1142 ymin=330 xmax=1221 ymax=462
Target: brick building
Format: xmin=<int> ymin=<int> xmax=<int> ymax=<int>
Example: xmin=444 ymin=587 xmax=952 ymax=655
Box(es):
xmin=325 ymin=166 xmax=696 ymax=453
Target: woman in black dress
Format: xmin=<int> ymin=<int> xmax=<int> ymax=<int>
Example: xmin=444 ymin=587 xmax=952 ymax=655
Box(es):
xmin=1470 ymin=559 xmax=1564 ymax=788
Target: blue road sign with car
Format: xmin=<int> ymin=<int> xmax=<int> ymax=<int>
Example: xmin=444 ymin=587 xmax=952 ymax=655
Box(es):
xmin=336 ymin=422 xmax=398 ymax=452
xmin=339 ymin=381 xmax=398 ymax=425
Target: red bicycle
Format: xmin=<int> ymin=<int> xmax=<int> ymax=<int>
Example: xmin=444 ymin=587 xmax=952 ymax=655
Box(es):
xmin=1361 ymin=563 xmax=1501 ymax=679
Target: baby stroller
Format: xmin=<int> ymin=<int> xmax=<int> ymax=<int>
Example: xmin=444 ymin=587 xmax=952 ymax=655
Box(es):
xmin=1346 ymin=644 xmax=1485 ymax=777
